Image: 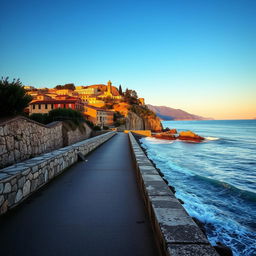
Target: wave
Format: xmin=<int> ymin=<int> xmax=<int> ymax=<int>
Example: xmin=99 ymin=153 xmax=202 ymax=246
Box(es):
xmin=156 ymin=157 xmax=256 ymax=202
xmin=205 ymin=136 xmax=220 ymax=141
xmin=194 ymin=175 xmax=256 ymax=202
xmin=143 ymin=137 xmax=174 ymax=144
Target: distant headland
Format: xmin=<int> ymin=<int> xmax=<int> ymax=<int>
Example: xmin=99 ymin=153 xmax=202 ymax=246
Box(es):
xmin=147 ymin=104 xmax=214 ymax=121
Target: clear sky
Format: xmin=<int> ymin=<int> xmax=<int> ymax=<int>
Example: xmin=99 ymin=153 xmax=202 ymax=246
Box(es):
xmin=1 ymin=0 xmax=255 ymax=119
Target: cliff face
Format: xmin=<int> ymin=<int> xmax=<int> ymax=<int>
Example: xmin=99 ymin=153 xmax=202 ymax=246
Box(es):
xmin=125 ymin=112 xmax=144 ymax=130
xmin=144 ymin=116 xmax=163 ymax=132
xmin=125 ymin=111 xmax=163 ymax=132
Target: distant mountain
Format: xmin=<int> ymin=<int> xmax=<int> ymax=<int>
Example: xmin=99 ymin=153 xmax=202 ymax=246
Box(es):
xmin=147 ymin=104 xmax=213 ymax=121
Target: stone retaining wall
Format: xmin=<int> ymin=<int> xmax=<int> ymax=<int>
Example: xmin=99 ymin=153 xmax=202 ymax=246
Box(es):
xmin=0 ymin=116 xmax=92 ymax=168
xmin=0 ymin=131 xmax=116 ymax=215
xmin=128 ymin=132 xmax=219 ymax=256
xmin=62 ymin=122 xmax=92 ymax=146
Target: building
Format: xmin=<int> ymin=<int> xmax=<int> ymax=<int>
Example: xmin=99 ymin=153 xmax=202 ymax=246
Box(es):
xmin=24 ymin=85 xmax=36 ymax=91
xmin=98 ymin=80 xmax=122 ymax=100
xmin=138 ymin=98 xmax=145 ymax=105
xmin=75 ymin=87 xmax=99 ymax=95
xmin=84 ymin=105 xmax=114 ymax=126
xmin=29 ymin=95 xmax=84 ymax=114
xmin=55 ymin=89 xmax=77 ymax=96
xmin=85 ymin=97 xmax=105 ymax=107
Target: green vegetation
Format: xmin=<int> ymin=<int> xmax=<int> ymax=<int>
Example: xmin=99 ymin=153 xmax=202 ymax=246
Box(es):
xmin=113 ymin=111 xmax=126 ymax=127
xmin=123 ymin=88 xmax=139 ymax=105
xmin=54 ymin=83 xmax=75 ymax=90
xmin=47 ymin=108 xmax=84 ymax=125
xmin=130 ymin=105 xmax=157 ymax=119
xmin=0 ymin=77 xmax=32 ymax=117
xmin=114 ymin=119 xmax=126 ymax=127
xmin=93 ymin=125 xmax=101 ymax=131
xmin=29 ymin=113 xmax=49 ymax=124
xmin=118 ymin=85 xmax=123 ymax=95
xmin=29 ymin=108 xmax=86 ymax=132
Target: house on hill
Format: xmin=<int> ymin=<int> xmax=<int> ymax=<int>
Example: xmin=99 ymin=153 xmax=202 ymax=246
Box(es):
xmin=84 ymin=105 xmax=114 ymax=127
xmin=29 ymin=95 xmax=84 ymax=114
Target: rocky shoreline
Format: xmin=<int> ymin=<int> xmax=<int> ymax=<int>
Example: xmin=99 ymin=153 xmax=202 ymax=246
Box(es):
xmin=132 ymin=133 xmax=233 ymax=256
xmin=153 ymin=129 xmax=205 ymax=142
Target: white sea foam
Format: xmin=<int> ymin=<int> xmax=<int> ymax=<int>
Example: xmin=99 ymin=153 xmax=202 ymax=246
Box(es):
xmin=143 ymin=137 xmax=174 ymax=144
xmin=205 ymin=137 xmax=220 ymax=141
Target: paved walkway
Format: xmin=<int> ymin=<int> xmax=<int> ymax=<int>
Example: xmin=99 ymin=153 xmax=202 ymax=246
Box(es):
xmin=0 ymin=133 xmax=158 ymax=256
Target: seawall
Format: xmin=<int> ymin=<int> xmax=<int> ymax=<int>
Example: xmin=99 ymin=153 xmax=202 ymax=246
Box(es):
xmin=128 ymin=132 xmax=219 ymax=256
xmin=0 ymin=131 xmax=116 ymax=215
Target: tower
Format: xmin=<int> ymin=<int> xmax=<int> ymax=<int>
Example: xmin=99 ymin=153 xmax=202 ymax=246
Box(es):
xmin=107 ymin=80 xmax=112 ymax=95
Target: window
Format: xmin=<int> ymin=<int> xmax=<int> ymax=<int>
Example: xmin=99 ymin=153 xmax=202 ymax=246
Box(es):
xmin=38 ymin=104 xmax=41 ymax=109
xmin=45 ymin=104 xmax=48 ymax=109
xmin=33 ymin=105 xmax=35 ymax=110
xmin=51 ymin=104 xmax=54 ymax=109
xmin=64 ymin=104 xmax=66 ymax=108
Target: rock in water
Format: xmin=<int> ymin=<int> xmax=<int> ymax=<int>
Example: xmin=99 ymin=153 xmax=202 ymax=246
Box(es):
xmin=178 ymin=130 xmax=204 ymax=142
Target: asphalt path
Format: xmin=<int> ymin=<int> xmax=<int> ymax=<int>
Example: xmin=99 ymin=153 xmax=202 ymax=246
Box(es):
xmin=0 ymin=132 xmax=158 ymax=256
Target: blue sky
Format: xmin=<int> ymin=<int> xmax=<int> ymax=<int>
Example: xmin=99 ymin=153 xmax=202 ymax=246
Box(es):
xmin=1 ymin=0 xmax=255 ymax=119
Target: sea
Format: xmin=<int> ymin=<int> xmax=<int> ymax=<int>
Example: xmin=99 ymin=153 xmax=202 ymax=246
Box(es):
xmin=140 ymin=120 xmax=256 ymax=256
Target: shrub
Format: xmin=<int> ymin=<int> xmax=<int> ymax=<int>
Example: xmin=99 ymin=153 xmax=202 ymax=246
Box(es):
xmin=130 ymin=105 xmax=156 ymax=119
xmin=93 ymin=125 xmax=101 ymax=131
xmin=103 ymin=126 xmax=109 ymax=130
xmin=29 ymin=108 xmax=86 ymax=133
xmin=0 ymin=77 xmax=32 ymax=117
xmin=114 ymin=119 xmax=126 ymax=127
xmin=29 ymin=113 xmax=49 ymax=124
xmin=47 ymin=108 xmax=85 ymax=125
xmin=85 ymin=120 xmax=94 ymax=128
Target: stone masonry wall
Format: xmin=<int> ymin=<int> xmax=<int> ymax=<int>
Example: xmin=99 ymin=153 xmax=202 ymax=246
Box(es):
xmin=0 ymin=117 xmax=63 ymax=168
xmin=63 ymin=123 xmax=92 ymax=146
xmin=0 ymin=116 xmax=92 ymax=169
xmin=128 ymin=132 xmax=219 ymax=256
xmin=0 ymin=131 xmax=116 ymax=215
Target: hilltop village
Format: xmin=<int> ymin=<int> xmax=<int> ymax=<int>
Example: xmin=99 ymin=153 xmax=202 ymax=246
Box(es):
xmin=24 ymin=81 xmax=150 ymax=129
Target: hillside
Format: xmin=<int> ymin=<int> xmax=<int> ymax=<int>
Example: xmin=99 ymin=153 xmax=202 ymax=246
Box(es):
xmin=113 ymin=103 xmax=163 ymax=132
xmin=147 ymin=104 xmax=213 ymax=120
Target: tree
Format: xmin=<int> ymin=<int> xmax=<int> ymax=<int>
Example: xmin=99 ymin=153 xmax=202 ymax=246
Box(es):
xmin=64 ymin=83 xmax=75 ymax=90
xmin=0 ymin=77 xmax=32 ymax=117
xmin=124 ymin=88 xmax=139 ymax=104
xmin=118 ymin=85 xmax=123 ymax=95
xmin=54 ymin=83 xmax=75 ymax=90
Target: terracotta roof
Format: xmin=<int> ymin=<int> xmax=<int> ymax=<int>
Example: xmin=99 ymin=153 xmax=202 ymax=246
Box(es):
xmin=31 ymin=99 xmax=82 ymax=104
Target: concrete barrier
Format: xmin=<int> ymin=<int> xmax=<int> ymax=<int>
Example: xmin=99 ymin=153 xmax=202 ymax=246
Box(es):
xmin=0 ymin=132 xmax=116 ymax=215
xmin=128 ymin=132 xmax=219 ymax=256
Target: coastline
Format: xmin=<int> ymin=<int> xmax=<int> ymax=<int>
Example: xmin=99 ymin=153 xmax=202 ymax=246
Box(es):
xmin=132 ymin=133 xmax=233 ymax=256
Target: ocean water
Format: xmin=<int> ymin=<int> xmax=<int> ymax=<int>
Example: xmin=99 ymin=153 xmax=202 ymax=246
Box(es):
xmin=140 ymin=120 xmax=256 ymax=256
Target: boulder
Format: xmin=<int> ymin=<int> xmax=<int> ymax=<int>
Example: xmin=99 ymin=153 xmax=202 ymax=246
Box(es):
xmin=178 ymin=130 xmax=204 ymax=142
xmin=153 ymin=133 xmax=176 ymax=140
xmin=169 ymin=129 xmax=177 ymax=134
